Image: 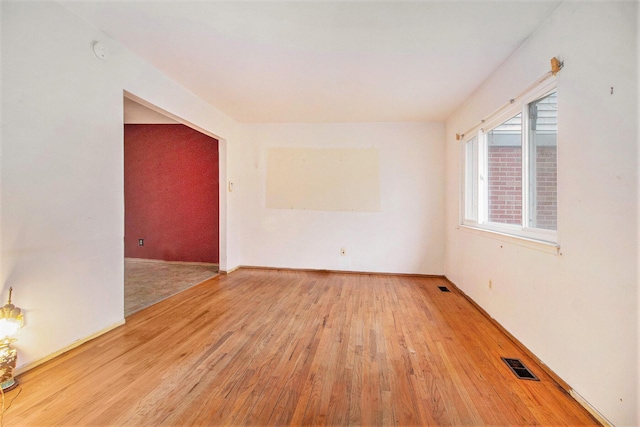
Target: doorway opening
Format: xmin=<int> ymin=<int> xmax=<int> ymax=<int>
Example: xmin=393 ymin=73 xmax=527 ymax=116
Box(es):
xmin=123 ymin=96 xmax=220 ymax=316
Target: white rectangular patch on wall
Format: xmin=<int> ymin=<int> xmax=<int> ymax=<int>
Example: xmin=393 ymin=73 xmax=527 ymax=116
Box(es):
xmin=266 ymin=147 xmax=381 ymax=212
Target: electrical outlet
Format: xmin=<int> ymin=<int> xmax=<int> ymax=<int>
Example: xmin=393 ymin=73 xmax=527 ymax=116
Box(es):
xmin=340 ymin=247 xmax=346 ymax=256
xmin=138 ymin=239 xmax=144 ymax=246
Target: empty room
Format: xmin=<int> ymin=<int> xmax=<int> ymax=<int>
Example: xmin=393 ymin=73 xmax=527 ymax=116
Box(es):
xmin=0 ymin=1 xmax=637 ymax=426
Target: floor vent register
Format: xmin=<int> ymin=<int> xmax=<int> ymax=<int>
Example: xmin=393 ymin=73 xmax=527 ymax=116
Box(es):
xmin=501 ymin=357 xmax=540 ymax=381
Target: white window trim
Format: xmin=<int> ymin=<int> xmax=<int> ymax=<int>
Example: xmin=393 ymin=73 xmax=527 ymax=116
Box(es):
xmin=458 ymin=224 xmax=561 ymax=255
xmin=461 ymin=78 xmax=558 ymax=246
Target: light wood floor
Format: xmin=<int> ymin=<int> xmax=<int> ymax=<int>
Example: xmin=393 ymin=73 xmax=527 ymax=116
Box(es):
xmin=5 ymin=269 xmax=598 ymax=426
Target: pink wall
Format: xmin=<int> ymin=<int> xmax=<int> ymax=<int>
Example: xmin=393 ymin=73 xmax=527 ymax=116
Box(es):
xmin=124 ymin=124 xmax=219 ymax=263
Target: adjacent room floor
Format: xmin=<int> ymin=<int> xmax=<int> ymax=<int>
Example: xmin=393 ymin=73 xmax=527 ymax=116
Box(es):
xmin=124 ymin=258 xmax=218 ymax=316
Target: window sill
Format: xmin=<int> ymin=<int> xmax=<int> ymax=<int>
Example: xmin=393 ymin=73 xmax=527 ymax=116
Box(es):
xmin=458 ymin=225 xmax=561 ymax=255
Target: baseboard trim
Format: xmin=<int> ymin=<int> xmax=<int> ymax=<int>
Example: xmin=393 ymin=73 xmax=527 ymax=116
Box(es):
xmin=125 ymin=258 xmax=219 ymax=268
xmin=570 ymin=390 xmax=612 ymax=427
xmin=15 ymin=320 xmax=126 ymax=376
xmin=444 ymin=276 xmax=606 ymax=426
xmin=237 ymin=265 xmax=443 ymax=278
xmin=443 ymin=276 xmax=571 ymax=391
xmin=220 ymin=265 xmax=240 ymax=275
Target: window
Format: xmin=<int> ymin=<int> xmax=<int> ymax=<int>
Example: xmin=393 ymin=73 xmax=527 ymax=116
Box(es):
xmin=463 ymin=84 xmax=557 ymax=243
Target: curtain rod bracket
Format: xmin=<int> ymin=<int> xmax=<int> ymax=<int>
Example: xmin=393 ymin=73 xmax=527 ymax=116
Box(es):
xmin=551 ymin=57 xmax=564 ymax=76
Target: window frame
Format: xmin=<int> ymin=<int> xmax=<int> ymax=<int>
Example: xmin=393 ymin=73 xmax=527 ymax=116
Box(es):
xmin=462 ymin=79 xmax=558 ymax=244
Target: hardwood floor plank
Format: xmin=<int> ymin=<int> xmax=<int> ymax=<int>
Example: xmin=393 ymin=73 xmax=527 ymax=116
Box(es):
xmin=4 ymin=269 xmax=599 ymax=426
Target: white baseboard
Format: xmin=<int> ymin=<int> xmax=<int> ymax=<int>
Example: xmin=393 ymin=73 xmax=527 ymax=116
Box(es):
xmin=125 ymin=258 xmax=219 ymax=268
xmin=570 ymin=389 xmax=613 ymax=427
xmin=220 ymin=265 xmax=240 ymax=274
xmin=14 ymin=320 xmax=126 ymax=376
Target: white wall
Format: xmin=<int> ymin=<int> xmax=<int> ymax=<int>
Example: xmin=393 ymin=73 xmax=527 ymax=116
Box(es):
xmin=237 ymin=122 xmax=445 ymax=274
xmin=444 ymin=2 xmax=638 ymax=425
xmin=123 ymin=98 xmax=178 ymax=124
xmin=1 ymin=0 xmax=239 ymax=369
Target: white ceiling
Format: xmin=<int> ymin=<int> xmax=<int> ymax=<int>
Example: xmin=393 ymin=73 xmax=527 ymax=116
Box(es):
xmin=61 ymin=1 xmax=562 ymax=123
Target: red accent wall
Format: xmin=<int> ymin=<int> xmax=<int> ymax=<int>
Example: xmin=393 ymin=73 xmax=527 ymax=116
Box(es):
xmin=124 ymin=124 xmax=219 ymax=263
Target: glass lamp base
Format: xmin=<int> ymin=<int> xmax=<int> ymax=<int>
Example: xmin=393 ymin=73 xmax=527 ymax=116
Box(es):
xmin=0 ymin=378 xmax=17 ymax=392
xmin=0 ymin=343 xmax=18 ymax=392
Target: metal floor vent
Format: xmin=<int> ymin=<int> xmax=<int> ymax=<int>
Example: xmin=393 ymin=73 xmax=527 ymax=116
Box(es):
xmin=501 ymin=357 xmax=540 ymax=381
xmin=437 ymin=286 xmax=451 ymax=292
